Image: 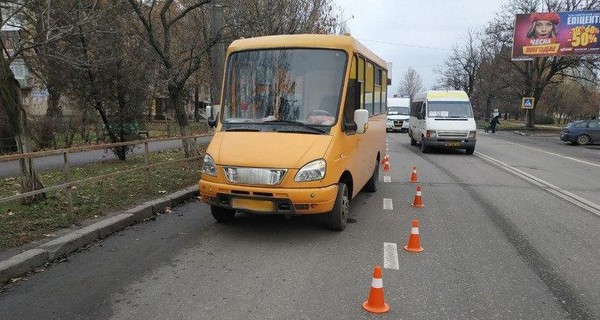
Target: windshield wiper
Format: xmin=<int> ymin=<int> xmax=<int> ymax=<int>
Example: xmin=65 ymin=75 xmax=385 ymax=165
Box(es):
xmin=263 ymin=120 xmax=326 ymax=133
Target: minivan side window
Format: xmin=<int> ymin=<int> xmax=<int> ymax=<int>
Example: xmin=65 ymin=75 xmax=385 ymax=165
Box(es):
xmin=411 ymin=101 xmax=425 ymax=120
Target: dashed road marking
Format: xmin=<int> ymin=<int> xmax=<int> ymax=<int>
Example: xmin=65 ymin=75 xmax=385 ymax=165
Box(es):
xmin=384 ymin=176 xmax=391 ymax=183
xmin=383 ymin=198 xmax=393 ymax=210
xmin=383 ymin=242 xmax=399 ymax=270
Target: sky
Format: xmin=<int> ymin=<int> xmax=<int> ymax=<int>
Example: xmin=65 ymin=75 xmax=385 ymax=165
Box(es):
xmin=334 ymin=0 xmax=506 ymax=94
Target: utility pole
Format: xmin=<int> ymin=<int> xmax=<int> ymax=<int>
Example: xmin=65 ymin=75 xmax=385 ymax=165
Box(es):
xmin=210 ymin=0 xmax=225 ymax=110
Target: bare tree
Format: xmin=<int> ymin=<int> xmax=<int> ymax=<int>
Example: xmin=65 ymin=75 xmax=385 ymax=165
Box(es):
xmin=435 ymin=30 xmax=481 ymax=97
xmin=398 ymin=67 xmax=423 ymax=102
xmin=127 ymin=0 xmax=216 ymax=158
xmin=0 ymin=0 xmax=80 ymax=203
xmin=227 ymin=0 xmax=339 ymax=38
xmin=58 ymin=1 xmax=157 ymax=159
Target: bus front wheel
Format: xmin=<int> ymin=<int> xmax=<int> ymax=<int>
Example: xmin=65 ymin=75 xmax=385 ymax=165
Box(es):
xmin=211 ymin=206 xmax=236 ymax=222
xmin=328 ymin=183 xmax=349 ymax=231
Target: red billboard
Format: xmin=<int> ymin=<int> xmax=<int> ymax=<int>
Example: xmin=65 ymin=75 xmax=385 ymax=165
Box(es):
xmin=512 ymin=11 xmax=600 ymax=59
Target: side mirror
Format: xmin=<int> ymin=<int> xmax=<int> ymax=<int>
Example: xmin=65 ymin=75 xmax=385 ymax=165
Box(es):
xmin=207 ymin=105 xmax=219 ymax=128
xmin=354 ymin=109 xmax=369 ymax=134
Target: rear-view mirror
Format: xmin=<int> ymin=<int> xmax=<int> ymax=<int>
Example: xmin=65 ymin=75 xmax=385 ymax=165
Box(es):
xmin=354 ymin=109 xmax=369 ymax=134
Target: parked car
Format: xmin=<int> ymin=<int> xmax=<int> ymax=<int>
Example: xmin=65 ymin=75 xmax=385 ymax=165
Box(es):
xmin=560 ymin=119 xmax=600 ymax=145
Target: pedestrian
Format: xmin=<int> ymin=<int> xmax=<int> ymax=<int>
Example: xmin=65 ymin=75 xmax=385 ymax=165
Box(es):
xmin=485 ymin=114 xmax=501 ymax=133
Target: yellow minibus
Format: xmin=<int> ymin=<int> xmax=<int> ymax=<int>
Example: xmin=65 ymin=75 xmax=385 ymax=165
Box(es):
xmin=199 ymin=34 xmax=388 ymax=230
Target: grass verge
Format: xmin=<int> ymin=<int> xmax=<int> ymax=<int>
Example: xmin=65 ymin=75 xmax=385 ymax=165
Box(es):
xmin=0 ymin=147 xmax=205 ymax=251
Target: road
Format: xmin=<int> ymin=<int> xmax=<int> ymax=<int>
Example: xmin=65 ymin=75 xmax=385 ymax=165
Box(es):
xmin=1 ymin=130 xmax=599 ymax=319
xmin=0 ymin=136 xmax=214 ymax=178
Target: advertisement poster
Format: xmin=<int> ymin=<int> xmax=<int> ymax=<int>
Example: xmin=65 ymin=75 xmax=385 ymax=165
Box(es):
xmin=512 ymin=11 xmax=600 ymax=59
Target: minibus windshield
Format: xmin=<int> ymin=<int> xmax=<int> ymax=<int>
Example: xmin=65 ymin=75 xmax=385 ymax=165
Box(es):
xmin=221 ymin=49 xmax=347 ymax=127
xmin=427 ymin=101 xmax=473 ymax=118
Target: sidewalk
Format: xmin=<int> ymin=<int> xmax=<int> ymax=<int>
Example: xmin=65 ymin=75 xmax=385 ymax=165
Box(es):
xmin=0 ymin=185 xmax=199 ymax=283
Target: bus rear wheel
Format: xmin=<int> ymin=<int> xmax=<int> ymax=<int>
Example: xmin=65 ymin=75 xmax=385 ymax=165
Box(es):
xmin=328 ymin=183 xmax=349 ymax=231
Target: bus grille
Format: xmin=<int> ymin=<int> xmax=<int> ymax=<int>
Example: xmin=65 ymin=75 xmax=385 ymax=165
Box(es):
xmin=223 ymin=167 xmax=287 ymax=185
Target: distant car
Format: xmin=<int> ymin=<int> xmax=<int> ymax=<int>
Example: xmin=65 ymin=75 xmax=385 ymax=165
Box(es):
xmin=560 ymin=119 xmax=600 ymax=145
xmin=386 ymin=97 xmax=410 ymax=133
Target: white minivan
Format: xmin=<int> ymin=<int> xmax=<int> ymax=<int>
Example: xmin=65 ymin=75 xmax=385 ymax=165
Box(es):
xmin=408 ymin=90 xmax=477 ymax=154
xmin=386 ymin=97 xmax=410 ymax=132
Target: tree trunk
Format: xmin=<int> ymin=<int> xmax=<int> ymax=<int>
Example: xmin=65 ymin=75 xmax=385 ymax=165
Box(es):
xmin=0 ymin=54 xmax=46 ymax=203
xmin=169 ymin=83 xmax=197 ymax=158
xmin=46 ymin=84 xmax=62 ymax=117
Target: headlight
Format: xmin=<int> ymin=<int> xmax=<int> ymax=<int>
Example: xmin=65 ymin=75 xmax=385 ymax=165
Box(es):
xmin=426 ymin=130 xmax=437 ymax=138
xmin=295 ymin=159 xmax=326 ymax=182
xmin=201 ymin=154 xmax=217 ymax=176
xmin=468 ymin=131 xmax=477 ymax=139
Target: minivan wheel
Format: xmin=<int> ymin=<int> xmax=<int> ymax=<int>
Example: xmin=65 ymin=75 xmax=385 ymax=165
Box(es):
xmin=211 ymin=205 xmax=236 ymax=222
xmin=420 ymin=136 xmax=429 ymax=153
xmin=576 ymin=134 xmax=590 ymax=145
xmin=363 ymin=159 xmax=379 ymax=192
xmin=328 ymin=183 xmax=349 ymax=231
xmin=410 ymin=135 xmax=417 ymax=146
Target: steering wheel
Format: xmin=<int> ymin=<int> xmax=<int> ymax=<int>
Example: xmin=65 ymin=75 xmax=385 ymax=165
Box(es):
xmin=308 ymin=110 xmax=333 ymax=117
xmin=307 ymin=110 xmax=335 ymax=125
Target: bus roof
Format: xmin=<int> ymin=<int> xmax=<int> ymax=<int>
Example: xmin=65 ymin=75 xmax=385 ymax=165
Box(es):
xmin=227 ymin=34 xmax=387 ymax=69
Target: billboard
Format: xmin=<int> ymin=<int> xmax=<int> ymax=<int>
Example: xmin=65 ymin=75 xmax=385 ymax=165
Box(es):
xmin=512 ymin=11 xmax=600 ymax=59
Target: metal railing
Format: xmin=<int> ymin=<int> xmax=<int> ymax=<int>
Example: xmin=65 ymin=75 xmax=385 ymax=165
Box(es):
xmin=0 ymin=134 xmax=211 ymax=214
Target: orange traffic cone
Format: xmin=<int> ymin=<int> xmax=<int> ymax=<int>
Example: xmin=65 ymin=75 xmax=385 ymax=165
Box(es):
xmin=404 ymin=219 xmax=424 ymax=252
xmin=383 ymin=158 xmax=390 ymax=171
xmin=411 ymin=185 xmax=424 ymax=208
xmin=409 ymin=166 xmax=419 ymax=183
xmin=362 ymin=266 xmax=390 ymax=313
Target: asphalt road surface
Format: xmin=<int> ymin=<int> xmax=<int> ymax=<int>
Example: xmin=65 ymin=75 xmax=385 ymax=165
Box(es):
xmin=1 ymin=130 xmax=599 ymax=319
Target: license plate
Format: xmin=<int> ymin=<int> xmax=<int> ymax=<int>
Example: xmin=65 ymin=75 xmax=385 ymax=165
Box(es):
xmin=445 ymin=141 xmax=461 ymax=147
xmin=231 ymin=198 xmax=275 ymax=212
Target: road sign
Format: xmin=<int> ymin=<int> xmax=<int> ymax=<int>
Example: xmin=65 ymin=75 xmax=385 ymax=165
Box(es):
xmin=522 ymin=97 xmax=535 ymax=109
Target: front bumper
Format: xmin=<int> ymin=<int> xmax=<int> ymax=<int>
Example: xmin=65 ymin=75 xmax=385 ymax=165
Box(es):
xmin=560 ymin=133 xmax=575 ymax=142
xmin=386 ymin=120 xmax=409 ymax=131
xmin=199 ymin=180 xmax=338 ymax=215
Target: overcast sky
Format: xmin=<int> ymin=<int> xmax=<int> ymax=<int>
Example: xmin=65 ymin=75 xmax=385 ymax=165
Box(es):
xmin=334 ymin=0 xmax=506 ymax=94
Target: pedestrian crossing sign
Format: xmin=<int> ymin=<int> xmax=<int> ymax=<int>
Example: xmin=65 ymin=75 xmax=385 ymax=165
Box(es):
xmin=522 ymin=97 xmax=534 ymax=109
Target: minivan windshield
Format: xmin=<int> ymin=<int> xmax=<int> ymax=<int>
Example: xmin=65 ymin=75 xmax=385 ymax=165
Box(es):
xmin=428 ymin=101 xmax=473 ymax=118
xmin=221 ymin=49 xmax=347 ymax=127
xmin=388 ymin=107 xmax=409 ymax=115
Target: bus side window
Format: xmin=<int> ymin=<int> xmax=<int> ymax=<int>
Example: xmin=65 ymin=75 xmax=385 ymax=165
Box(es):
xmin=343 ymin=55 xmax=360 ymax=132
xmin=343 ymin=79 xmax=359 ymax=132
xmin=419 ymin=103 xmax=426 ymax=119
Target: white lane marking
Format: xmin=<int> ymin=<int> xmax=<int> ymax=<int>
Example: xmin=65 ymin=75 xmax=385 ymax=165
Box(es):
xmin=383 ymin=242 xmax=400 ymax=270
xmin=384 ymin=176 xmax=391 ymax=183
xmin=506 ymin=141 xmax=600 ymax=168
xmin=476 ymin=152 xmax=600 ymax=217
xmin=383 ymin=198 xmax=393 ymax=210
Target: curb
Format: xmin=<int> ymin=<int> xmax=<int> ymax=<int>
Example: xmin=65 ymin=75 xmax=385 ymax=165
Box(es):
xmin=0 ymin=185 xmax=199 ymax=283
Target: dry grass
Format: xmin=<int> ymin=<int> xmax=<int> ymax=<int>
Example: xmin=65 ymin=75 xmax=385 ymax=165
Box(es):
xmin=0 ymin=147 xmax=204 ymax=250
